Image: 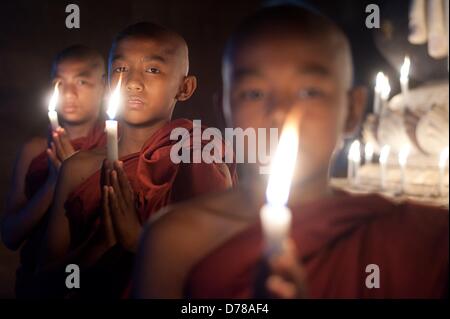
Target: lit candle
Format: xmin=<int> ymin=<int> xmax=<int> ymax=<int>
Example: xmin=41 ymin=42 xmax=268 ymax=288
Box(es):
xmin=398 ymin=144 xmax=411 ymax=194
xmin=380 ymin=74 xmax=391 ymax=114
xmin=347 ymin=140 xmax=361 ymax=186
xmin=260 ymin=120 xmax=298 ymax=257
xmin=400 ymin=56 xmax=411 ymax=104
xmin=439 ymin=147 xmax=449 ymax=196
xmin=373 ymin=72 xmax=384 ymax=115
xmin=365 ymin=142 xmax=374 ymax=164
xmin=48 ymin=82 xmax=60 ymax=130
xmin=106 ymin=75 xmax=122 ymax=162
xmin=379 ymin=145 xmax=390 ymax=190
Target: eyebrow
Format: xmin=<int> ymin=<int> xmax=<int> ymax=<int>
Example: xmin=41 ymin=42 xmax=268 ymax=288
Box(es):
xmin=112 ymin=54 xmax=167 ymax=63
xmin=233 ymin=63 xmax=331 ymax=81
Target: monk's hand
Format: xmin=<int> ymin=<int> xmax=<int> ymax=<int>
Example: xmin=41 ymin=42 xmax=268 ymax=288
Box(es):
xmin=107 ymin=160 xmax=141 ymax=253
xmin=266 ymin=239 xmax=307 ymax=299
xmin=101 ymin=159 xmax=114 ymax=187
xmin=99 ymin=185 xmax=117 ymax=250
xmin=52 ymin=127 xmax=76 ymax=162
xmin=46 ymin=142 xmax=62 ymax=178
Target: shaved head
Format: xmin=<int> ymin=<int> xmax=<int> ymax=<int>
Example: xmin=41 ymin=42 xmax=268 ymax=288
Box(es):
xmin=109 ymin=22 xmax=189 ymax=78
xmin=51 ymin=44 xmax=105 ymax=79
xmin=223 ymin=5 xmax=354 ymax=88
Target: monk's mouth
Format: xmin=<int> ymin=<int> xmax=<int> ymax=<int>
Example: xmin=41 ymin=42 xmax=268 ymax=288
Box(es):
xmin=127 ymin=97 xmax=145 ymax=109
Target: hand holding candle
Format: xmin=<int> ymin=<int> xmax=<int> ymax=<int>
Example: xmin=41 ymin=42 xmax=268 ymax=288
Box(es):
xmin=261 ymin=120 xmax=298 ymax=257
xmin=106 ymin=75 xmax=123 ymax=162
xmin=365 ymin=142 xmax=374 ymax=164
xmin=48 ymin=82 xmax=60 ymax=131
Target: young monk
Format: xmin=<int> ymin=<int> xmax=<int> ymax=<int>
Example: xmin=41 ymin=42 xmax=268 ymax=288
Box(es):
xmin=133 ymin=5 xmax=449 ymax=299
xmin=1 ymin=45 xmax=106 ymax=298
xmin=38 ymin=22 xmax=236 ymax=298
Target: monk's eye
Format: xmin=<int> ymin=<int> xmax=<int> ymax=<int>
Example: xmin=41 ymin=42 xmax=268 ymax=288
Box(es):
xmin=239 ymin=89 xmax=266 ymax=102
xmin=77 ymin=79 xmax=88 ymax=86
xmin=297 ymin=88 xmax=325 ymax=100
xmin=146 ymin=67 xmax=161 ymax=74
xmin=113 ymin=66 xmax=127 ymax=73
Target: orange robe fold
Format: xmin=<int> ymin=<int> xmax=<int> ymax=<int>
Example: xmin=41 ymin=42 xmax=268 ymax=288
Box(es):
xmin=186 ymin=193 xmax=449 ymax=298
xmin=16 ymin=122 xmax=106 ymax=298
xmin=63 ymin=119 xmax=237 ymax=298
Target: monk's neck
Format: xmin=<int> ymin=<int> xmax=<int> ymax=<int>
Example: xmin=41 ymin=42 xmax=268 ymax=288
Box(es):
xmin=62 ymin=117 xmax=97 ymax=140
xmin=118 ymin=119 xmax=169 ymax=156
xmin=244 ymin=169 xmax=333 ymax=208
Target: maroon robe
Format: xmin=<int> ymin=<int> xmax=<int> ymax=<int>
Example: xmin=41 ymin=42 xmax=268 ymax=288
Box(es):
xmin=186 ymin=193 xmax=448 ymax=298
xmin=16 ymin=122 xmax=106 ymax=298
xmin=62 ymin=119 xmax=237 ymax=298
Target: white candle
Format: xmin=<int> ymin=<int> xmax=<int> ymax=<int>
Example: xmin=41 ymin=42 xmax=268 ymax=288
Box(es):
xmin=261 ymin=120 xmax=298 ymax=257
xmin=380 ymin=75 xmax=391 ymax=114
xmin=365 ymin=142 xmax=374 ymax=164
xmin=379 ymin=145 xmax=390 ymax=190
xmin=400 ymin=56 xmax=411 ymax=104
xmin=439 ymin=147 xmax=449 ymax=196
xmin=398 ymin=145 xmax=411 ymax=194
xmin=374 ymin=72 xmax=384 ymax=115
xmin=106 ymin=75 xmax=122 ymax=162
xmin=348 ymin=140 xmax=361 ymax=186
xmin=48 ymin=82 xmax=60 ymax=130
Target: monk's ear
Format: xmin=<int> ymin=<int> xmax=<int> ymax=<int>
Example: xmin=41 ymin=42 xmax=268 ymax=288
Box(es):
xmin=176 ymin=75 xmax=197 ymax=101
xmin=344 ymin=86 xmax=367 ymax=138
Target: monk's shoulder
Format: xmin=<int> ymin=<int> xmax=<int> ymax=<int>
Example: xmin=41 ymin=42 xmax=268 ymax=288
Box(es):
xmin=21 ymin=136 xmax=47 ymax=161
xmin=147 ymin=188 xmax=257 ymax=254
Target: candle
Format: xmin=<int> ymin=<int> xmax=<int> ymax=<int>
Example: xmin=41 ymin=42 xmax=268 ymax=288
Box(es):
xmin=379 ymin=145 xmax=390 ymax=190
xmin=439 ymin=147 xmax=449 ymax=196
xmin=48 ymin=82 xmax=60 ymax=130
xmin=380 ymin=74 xmax=391 ymax=114
xmin=347 ymin=140 xmax=361 ymax=186
xmin=400 ymin=56 xmax=411 ymax=104
xmin=106 ymin=75 xmax=122 ymax=162
xmin=365 ymin=142 xmax=374 ymax=164
xmin=398 ymin=145 xmax=411 ymax=194
xmin=260 ymin=120 xmax=298 ymax=257
xmin=373 ymin=72 xmax=384 ymax=115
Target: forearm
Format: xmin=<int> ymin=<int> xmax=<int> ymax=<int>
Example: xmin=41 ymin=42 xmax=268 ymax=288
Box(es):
xmin=2 ymin=178 xmax=56 ymax=250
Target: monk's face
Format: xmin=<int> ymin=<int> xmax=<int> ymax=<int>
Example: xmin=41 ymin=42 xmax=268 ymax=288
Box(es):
xmin=53 ymin=59 xmax=105 ymax=125
xmin=110 ymin=36 xmax=187 ymax=125
xmin=224 ymin=31 xmax=362 ymax=183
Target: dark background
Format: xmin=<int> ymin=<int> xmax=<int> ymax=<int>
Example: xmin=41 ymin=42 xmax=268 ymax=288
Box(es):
xmin=0 ymin=0 xmax=447 ymax=297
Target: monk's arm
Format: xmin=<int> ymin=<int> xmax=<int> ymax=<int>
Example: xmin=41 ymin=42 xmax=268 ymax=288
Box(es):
xmin=37 ymin=154 xmax=111 ymax=273
xmin=132 ymin=202 xmax=253 ymax=298
xmin=1 ymin=138 xmax=54 ymax=250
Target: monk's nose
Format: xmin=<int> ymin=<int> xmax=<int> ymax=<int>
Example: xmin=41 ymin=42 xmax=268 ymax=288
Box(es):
xmin=267 ymin=94 xmax=297 ymax=129
xmin=126 ymin=71 xmax=144 ymax=92
xmin=61 ymin=83 xmax=77 ymax=100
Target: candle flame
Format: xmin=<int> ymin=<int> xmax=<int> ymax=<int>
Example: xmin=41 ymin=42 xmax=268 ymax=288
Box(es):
xmin=265 ymin=121 xmax=299 ymax=207
xmin=398 ymin=144 xmax=411 ymax=167
xmin=400 ymin=56 xmax=411 ymax=84
xmin=380 ymin=75 xmax=391 ymax=100
xmin=375 ymin=72 xmax=385 ymax=94
xmin=365 ymin=142 xmax=374 ymax=161
xmin=348 ymin=140 xmax=361 ymax=162
xmin=380 ymin=145 xmax=390 ymax=164
xmin=439 ymin=147 xmax=449 ymax=169
xmin=106 ymin=74 xmax=123 ymax=120
xmin=48 ymin=82 xmax=60 ymax=112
